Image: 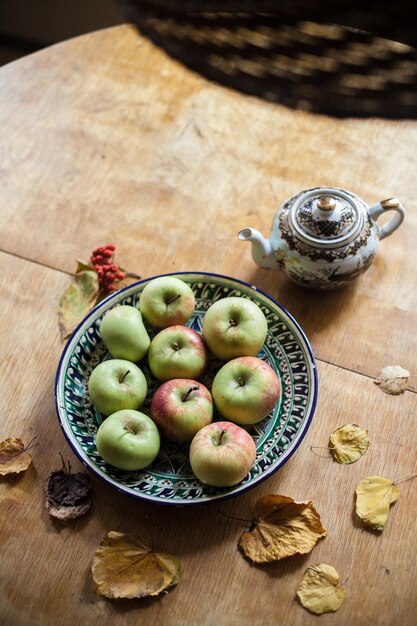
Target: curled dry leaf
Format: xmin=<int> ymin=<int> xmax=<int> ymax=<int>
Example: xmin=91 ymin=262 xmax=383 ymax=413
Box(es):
xmin=44 ymin=465 xmax=92 ymax=521
xmin=355 ymin=476 xmax=399 ymax=531
xmin=0 ymin=437 xmax=32 ymax=476
xmin=329 ymin=424 xmax=370 ymax=464
xmin=238 ymin=494 xmax=327 ymax=564
xmin=374 ymin=365 xmax=410 ymax=395
xmin=297 ymin=563 xmax=346 ymax=615
xmin=58 ymin=248 xmax=140 ymax=341
xmin=58 ymin=263 xmax=99 ymax=340
xmin=92 ymin=531 xmax=181 ymax=599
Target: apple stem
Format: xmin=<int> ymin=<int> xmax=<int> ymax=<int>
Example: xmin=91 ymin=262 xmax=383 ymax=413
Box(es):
xmin=123 ymin=423 xmax=136 ymax=435
xmin=228 ymin=318 xmax=237 ymax=328
xmin=237 ymin=376 xmax=245 ymax=387
xmin=215 ymin=429 xmax=227 ymax=445
xmin=166 ymin=293 xmax=181 ymax=305
xmin=119 ymin=370 xmax=130 ymax=383
xmin=182 ymin=385 xmax=199 ymax=402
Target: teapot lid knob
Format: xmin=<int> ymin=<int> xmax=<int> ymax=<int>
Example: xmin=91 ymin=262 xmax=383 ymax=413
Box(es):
xmin=317 ymin=196 xmax=336 ymax=212
xmin=287 ymin=187 xmax=365 ymax=249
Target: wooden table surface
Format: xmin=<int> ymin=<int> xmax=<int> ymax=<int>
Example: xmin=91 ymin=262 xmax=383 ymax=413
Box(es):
xmin=0 ymin=24 xmax=416 ymax=626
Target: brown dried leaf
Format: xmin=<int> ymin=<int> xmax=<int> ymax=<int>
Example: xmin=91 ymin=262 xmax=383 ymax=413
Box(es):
xmin=355 ymin=476 xmax=399 ymax=531
xmin=238 ymin=494 xmax=327 ymax=564
xmin=374 ymin=365 xmax=410 ymax=395
xmin=44 ymin=466 xmax=92 ymax=521
xmin=58 ymin=266 xmax=99 ymax=340
xmin=0 ymin=438 xmax=32 ymax=476
xmin=92 ymin=531 xmax=181 ymax=599
xmin=329 ymin=424 xmax=369 ymax=464
xmin=297 ymin=563 xmax=346 ymax=614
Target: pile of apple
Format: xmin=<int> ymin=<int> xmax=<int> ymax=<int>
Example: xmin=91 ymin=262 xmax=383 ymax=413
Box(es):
xmin=88 ymin=276 xmax=281 ymax=488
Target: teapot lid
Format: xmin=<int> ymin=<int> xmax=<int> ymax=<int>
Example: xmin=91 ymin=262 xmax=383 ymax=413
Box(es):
xmin=288 ymin=188 xmax=364 ymax=249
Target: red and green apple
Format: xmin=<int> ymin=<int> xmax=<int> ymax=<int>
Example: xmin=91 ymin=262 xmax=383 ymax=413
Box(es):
xmin=189 ymin=421 xmax=257 ymax=487
xmin=151 ymin=378 xmax=213 ymax=443
xmin=139 ymin=276 xmax=195 ymax=328
xmin=211 ymin=356 xmax=281 ymax=425
xmin=202 ymin=296 xmax=268 ymax=360
xmin=148 ymin=325 xmax=208 ymax=381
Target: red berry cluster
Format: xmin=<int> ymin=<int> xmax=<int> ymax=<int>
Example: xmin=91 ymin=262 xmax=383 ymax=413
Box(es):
xmin=90 ymin=244 xmax=126 ymax=293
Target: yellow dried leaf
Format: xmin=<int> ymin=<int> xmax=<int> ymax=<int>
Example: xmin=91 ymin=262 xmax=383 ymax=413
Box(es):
xmin=92 ymin=531 xmax=181 ymax=599
xmin=238 ymin=494 xmax=327 ymax=564
xmin=329 ymin=424 xmax=369 ymax=464
xmin=374 ymin=365 xmax=410 ymax=395
xmin=58 ymin=267 xmax=99 ymax=340
xmin=297 ymin=563 xmax=346 ymax=614
xmin=0 ymin=438 xmax=32 ymax=476
xmin=355 ymin=476 xmax=399 ymax=531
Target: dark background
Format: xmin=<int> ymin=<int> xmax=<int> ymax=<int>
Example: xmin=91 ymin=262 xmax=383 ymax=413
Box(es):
xmin=0 ymin=0 xmax=124 ymax=65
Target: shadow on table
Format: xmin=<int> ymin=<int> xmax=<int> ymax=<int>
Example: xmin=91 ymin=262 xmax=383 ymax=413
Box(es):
xmin=241 ymin=265 xmax=359 ymax=340
xmin=118 ymin=0 xmax=417 ymax=119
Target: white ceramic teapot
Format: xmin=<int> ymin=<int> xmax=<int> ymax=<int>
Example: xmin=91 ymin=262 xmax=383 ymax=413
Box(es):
xmin=238 ymin=187 xmax=405 ymax=289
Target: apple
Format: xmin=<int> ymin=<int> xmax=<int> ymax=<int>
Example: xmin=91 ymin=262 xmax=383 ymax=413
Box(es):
xmin=95 ymin=409 xmax=160 ymax=471
xmin=88 ymin=359 xmax=148 ymax=415
xmin=148 ymin=325 xmax=208 ymax=381
xmin=139 ymin=276 xmax=196 ymax=328
xmin=100 ymin=305 xmax=150 ymax=362
xmin=202 ymin=296 xmax=268 ymax=360
xmin=189 ymin=421 xmax=256 ymax=487
xmin=211 ymin=356 xmax=281 ymax=425
xmin=151 ymin=379 xmax=213 ymax=443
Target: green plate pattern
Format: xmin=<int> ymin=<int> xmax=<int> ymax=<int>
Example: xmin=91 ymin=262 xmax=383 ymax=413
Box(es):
xmin=55 ymin=272 xmax=318 ymax=505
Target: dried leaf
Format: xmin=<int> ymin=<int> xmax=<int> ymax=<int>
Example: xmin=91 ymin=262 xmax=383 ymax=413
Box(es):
xmin=58 ymin=267 xmax=99 ymax=340
xmin=329 ymin=424 xmax=369 ymax=464
xmin=0 ymin=437 xmax=32 ymax=476
xmin=374 ymin=365 xmax=410 ymax=395
xmin=75 ymin=260 xmax=94 ymax=273
xmin=92 ymin=531 xmax=181 ymax=599
xmin=44 ymin=468 xmax=92 ymax=521
xmin=238 ymin=494 xmax=327 ymax=564
xmin=297 ymin=563 xmax=346 ymax=614
xmin=355 ymin=476 xmax=399 ymax=531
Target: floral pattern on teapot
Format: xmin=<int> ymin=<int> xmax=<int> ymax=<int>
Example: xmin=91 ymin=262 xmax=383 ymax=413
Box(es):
xmin=239 ymin=187 xmax=405 ymax=290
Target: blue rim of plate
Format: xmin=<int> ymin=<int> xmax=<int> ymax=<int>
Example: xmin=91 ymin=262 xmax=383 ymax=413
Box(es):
xmin=55 ymin=271 xmax=318 ymax=506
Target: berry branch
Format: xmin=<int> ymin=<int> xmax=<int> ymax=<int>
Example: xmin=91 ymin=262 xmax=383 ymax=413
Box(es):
xmin=90 ymin=244 xmax=127 ymax=293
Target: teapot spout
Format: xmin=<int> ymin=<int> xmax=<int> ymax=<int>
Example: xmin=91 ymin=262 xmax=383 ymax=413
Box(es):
xmin=238 ymin=228 xmax=277 ymax=270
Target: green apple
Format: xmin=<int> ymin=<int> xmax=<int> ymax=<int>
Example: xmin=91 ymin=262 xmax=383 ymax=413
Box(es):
xmin=100 ymin=305 xmax=150 ymax=362
xmin=95 ymin=409 xmax=160 ymax=471
xmin=148 ymin=325 xmax=208 ymax=381
xmin=139 ymin=276 xmax=195 ymax=328
xmin=202 ymin=296 xmax=268 ymax=360
xmin=88 ymin=359 xmax=147 ymax=416
xmin=211 ymin=356 xmax=281 ymax=425
xmin=189 ymin=421 xmax=257 ymax=487
xmin=151 ymin=378 xmax=213 ymax=443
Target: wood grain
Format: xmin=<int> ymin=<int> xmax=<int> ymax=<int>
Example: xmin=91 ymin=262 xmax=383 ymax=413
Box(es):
xmin=0 ymin=24 xmax=416 ymax=626
xmin=0 ymin=25 xmax=415 ymax=389
xmin=0 ymin=254 xmax=416 ymax=625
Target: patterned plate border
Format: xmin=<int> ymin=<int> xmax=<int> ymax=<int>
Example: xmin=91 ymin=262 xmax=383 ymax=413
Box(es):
xmin=55 ymin=272 xmax=318 ymax=506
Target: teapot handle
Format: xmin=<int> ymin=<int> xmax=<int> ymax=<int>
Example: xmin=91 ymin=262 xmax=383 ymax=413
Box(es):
xmin=368 ymin=198 xmax=405 ymax=240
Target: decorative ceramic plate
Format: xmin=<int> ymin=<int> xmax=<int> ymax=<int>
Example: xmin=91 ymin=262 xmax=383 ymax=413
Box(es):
xmin=55 ymin=272 xmax=318 ymax=506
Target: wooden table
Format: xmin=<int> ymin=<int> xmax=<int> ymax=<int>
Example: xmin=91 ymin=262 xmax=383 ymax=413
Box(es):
xmin=1 ymin=24 xmax=416 ymax=626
